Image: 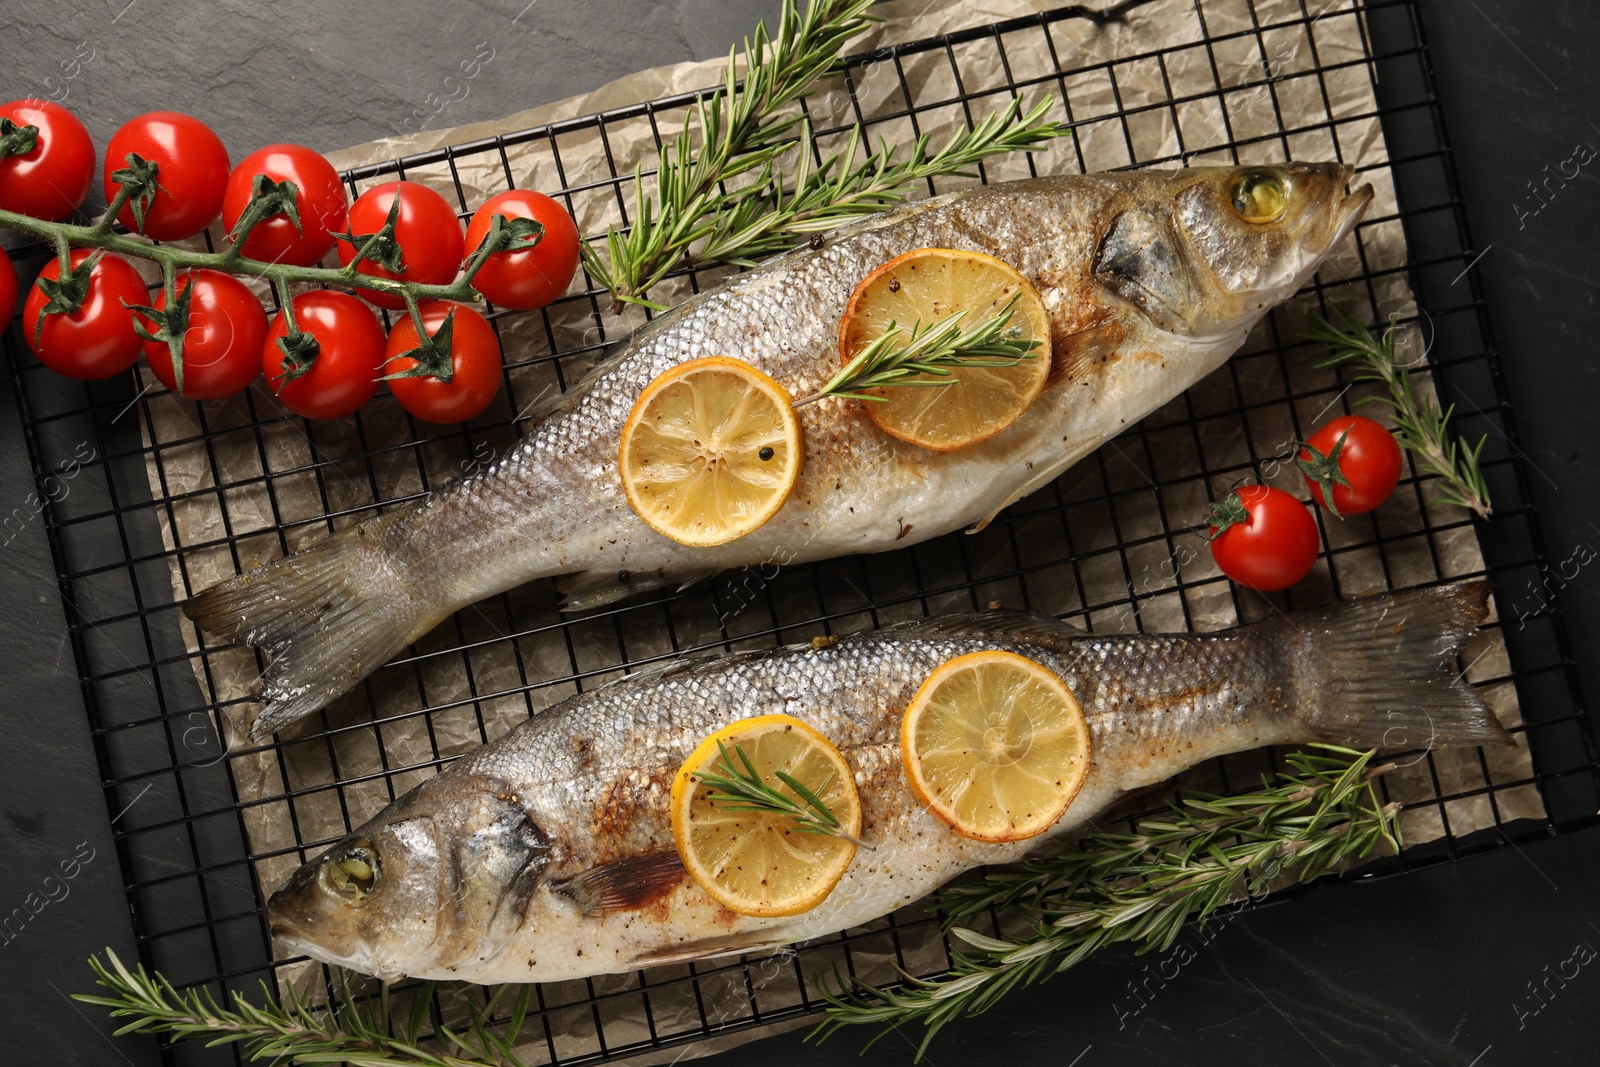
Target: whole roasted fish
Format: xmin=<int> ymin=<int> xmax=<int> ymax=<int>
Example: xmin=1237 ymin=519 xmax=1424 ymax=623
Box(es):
xmin=187 ymin=164 xmax=1373 ymax=737
xmin=268 ymin=581 xmax=1505 ymax=984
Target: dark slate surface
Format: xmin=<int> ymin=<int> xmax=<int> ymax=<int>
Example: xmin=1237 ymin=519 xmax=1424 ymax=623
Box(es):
xmin=0 ymin=1 xmax=1593 ymax=1064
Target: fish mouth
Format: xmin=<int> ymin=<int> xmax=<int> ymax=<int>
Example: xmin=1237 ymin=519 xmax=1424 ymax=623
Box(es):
xmin=268 ymin=914 xmax=321 ymax=959
xmin=1327 ymin=167 xmax=1375 ymax=249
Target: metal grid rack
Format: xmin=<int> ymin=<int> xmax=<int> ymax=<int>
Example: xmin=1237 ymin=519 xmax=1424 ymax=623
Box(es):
xmin=4 ymin=1 xmax=1596 ymax=1063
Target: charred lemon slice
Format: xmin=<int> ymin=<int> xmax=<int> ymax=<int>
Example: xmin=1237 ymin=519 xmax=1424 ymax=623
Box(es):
xmin=671 ymin=713 xmax=863 ymax=917
xmin=840 ymin=248 xmax=1052 ymax=451
xmin=901 ymin=650 xmax=1090 ymax=842
xmin=619 ymin=357 xmax=802 ymax=547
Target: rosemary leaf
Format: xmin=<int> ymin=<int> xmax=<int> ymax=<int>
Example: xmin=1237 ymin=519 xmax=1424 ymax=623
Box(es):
xmin=1304 ymin=309 xmax=1492 ymax=519
xmin=807 ymin=747 xmax=1401 ymax=1058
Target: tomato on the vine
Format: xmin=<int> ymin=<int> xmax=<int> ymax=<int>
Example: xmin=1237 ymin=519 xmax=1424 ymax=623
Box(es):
xmin=464 ymin=189 xmax=580 ymax=310
xmin=23 ymin=249 xmax=147 ymax=380
xmin=222 ymin=144 xmax=349 ymax=266
xmin=140 ymin=270 xmax=267 ymax=399
xmin=103 ymin=112 xmax=230 ymax=241
xmin=0 ymin=246 xmax=17 ymax=325
xmin=0 ymin=100 xmax=95 ymax=220
xmin=1298 ymin=415 xmax=1402 ymax=516
xmin=1206 ymin=485 xmax=1319 ymax=592
xmin=263 ymin=291 xmax=383 ymax=420
xmin=336 ymin=181 xmax=463 ymax=309
xmin=383 ymin=302 xmax=502 ymax=423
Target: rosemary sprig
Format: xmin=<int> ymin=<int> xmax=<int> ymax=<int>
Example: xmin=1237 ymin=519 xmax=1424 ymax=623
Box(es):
xmin=1305 ymin=309 xmax=1492 ymax=519
xmin=697 ymin=740 xmax=872 ymax=849
xmin=793 ymin=291 xmax=1040 ymax=406
xmin=580 ymin=0 xmax=1066 ymax=311
xmin=75 ymin=952 xmax=533 ymax=1066
xmin=808 ymin=746 xmax=1401 ymax=1058
xmin=583 ymin=0 xmax=876 ymax=310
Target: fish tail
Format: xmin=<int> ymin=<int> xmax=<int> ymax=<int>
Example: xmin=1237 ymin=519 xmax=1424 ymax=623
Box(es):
xmin=1287 ymin=579 xmax=1511 ymax=749
xmin=184 ymin=512 xmax=433 ymax=739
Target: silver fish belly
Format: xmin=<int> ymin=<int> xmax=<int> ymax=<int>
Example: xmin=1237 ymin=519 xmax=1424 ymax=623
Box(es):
xmin=187 ymin=164 xmax=1374 ymax=738
xmin=266 ymin=582 xmax=1503 ymax=984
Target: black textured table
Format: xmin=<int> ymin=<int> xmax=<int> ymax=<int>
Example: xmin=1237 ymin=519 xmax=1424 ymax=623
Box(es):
xmin=0 ymin=2 xmax=1594 ymax=1065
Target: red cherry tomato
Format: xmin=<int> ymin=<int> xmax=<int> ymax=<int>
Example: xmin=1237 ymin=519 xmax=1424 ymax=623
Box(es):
xmin=464 ymin=190 xmax=580 ymax=310
xmin=1299 ymin=415 xmax=1403 ymax=516
xmin=0 ymin=100 xmax=94 ymax=220
xmin=1207 ymin=485 xmax=1319 ymax=592
xmin=221 ymin=144 xmax=349 ymax=267
xmin=0 ymin=246 xmax=17 ymax=324
xmin=383 ymin=302 xmax=502 ymax=424
xmin=102 ymin=112 xmax=230 ymax=241
xmin=336 ymin=181 xmax=463 ymax=309
xmin=23 ymin=249 xmax=146 ymax=380
xmin=263 ymin=291 xmax=384 ymax=420
xmin=141 ymin=270 xmax=267 ymax=399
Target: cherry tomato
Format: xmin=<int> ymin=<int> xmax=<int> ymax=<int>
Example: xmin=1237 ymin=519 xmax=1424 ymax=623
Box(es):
xmin=0 ymin=100 xmax=95 ymax=220
xmin=222 ymin=144 xmax=349 ymax=266
xmin=1298 ymin=415 xmax=1403 ymax=516
xmin=1207 ymin=485 xmax=1319 ymax=592
xmin=464 ymin=190 xmax=580 ymax=310
xmin=383 ymin=302 xmax=502 ymax=424
xmin=0 ymin=246 xmax=16 ymax=325
xmin=23 ymin=249 xmax=147 ymax=380
xmin=336 ymin=181 xmax=463 ymax=309
xmin=263 ymin=291 xmax=383 ymax=420
xmin=102 ymin=112 xmax=230 ymax=241
xmin=141 ymin=270 xmax=267 ymax=399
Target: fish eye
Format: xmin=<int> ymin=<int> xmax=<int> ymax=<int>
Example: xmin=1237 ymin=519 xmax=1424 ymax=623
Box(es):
xmin=1229 ymin=171 xmax=1289 ymax=224
xmin=322 ymin=840 xmax=381 ymax=902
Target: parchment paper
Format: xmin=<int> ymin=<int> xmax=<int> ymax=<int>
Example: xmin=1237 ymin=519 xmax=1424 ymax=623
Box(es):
xmin=134 ymin=0 xmax=1541 ymax=1060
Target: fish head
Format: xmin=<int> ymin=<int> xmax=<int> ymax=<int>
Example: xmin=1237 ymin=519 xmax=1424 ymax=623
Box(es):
xmin=267 ymin=775 xmax=550 ymax=980
xmin=1094 ymin=163 xmax=1374 ymax=342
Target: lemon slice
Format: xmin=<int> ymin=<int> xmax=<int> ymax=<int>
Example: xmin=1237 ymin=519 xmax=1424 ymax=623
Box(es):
xmin=619 ymin=356 xmax=803 ymax=547
xmin=839 ymin=248 xmax=1052 ymax=451
xmin=671 ymin=714 xmax=862 ymax=917
xmin=901 ymin=650 xmax=1090 ymax=842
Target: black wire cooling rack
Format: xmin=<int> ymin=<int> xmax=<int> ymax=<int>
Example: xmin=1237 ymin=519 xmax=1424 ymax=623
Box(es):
xmin=4 ymin=1 xmax=1597 ymax=1063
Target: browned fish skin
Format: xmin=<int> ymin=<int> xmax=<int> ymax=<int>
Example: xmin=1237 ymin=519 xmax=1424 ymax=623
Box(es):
xmin=267 ymin=581 xmax=1504 ymax=985
xmin=185 ymin=164 xmax=1373 ymax=738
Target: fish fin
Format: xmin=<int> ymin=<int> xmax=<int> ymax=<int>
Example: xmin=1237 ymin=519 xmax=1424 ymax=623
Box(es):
xmin=880 ymin=610 xmax=1085 ymax=649
xmin=630 ymin=932 xmax=794 ymax=968
xmin=183 ymin=512 xmax=428 ymax=740
xmin=965 ymin=460 xmax=1077 ymax=534
xmin=552 ymin=850 xmax=687 ymax=916
xmin=1045 ymin=312 xmax=1127 ymax=389
xmin=593 ymin=654 xmax=718 ymax=691
xmin=1287 ymin=579 xmax=1512 ymax=748
xmin=557 ymin=569 xmax=719 ymax=611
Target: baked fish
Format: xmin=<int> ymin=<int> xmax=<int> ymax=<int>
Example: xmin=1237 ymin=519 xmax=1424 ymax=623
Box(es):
xmin=187 ymin=164 xmax=1374 ymax=738
xmin=267 ymin=581 xmax=1505 ymax=984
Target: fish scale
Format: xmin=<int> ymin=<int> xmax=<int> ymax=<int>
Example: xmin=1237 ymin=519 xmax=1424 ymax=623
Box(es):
xmin=267 ymin=584 xmax=1506 ymax=984
xmin=186 ymin=163 xmax=1375 ymax=739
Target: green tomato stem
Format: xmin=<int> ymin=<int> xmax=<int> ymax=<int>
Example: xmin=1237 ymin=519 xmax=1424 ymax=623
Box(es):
xmin=401 ymin=290 xmax=430 ymax=351
xmin=0 ymin=206 xmax=491 ymax=308
xmin=90 ymin=184 xmax=134 ymax=239
xmin=272 ymin=277 xmax=299 ymax=335
xmin=51 ymin=232 xmax=72 ymax=278
xmin=159 ymin=261 xmax=183 ymax=395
